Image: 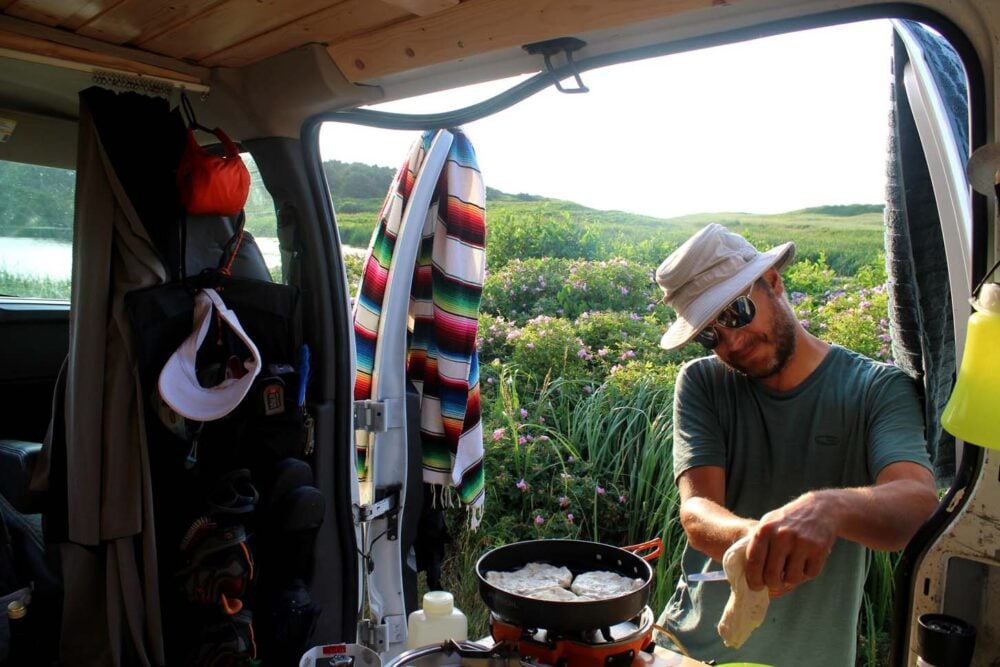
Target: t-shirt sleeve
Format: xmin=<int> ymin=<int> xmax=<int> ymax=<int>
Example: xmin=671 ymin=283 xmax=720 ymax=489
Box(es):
xmin=866 ymin=367 xmax=933 ymax=477
xmin=673 ymin=359 xmax=727 ymax=480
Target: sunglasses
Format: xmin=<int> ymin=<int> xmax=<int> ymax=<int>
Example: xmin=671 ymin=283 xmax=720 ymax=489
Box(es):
xmin=693 ymin=284 xmax=757 ymax=350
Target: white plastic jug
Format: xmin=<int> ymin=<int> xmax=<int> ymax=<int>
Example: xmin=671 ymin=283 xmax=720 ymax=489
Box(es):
xmin=406 ymin=591 xmax=468 ymax=649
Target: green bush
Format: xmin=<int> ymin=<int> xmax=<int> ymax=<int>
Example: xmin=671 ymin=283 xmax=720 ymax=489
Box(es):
xmin=794 ymin=283 xmax=892 ymax=361
xmin=483 ymin=257 xmax=658 ymax=323
xmin=784 ymin=253 xmax=836 ymax=299
xmin=509 ymin=315 xmax=592 ymax=386
xmin=487 ymin=206 xmax=599 ymax=267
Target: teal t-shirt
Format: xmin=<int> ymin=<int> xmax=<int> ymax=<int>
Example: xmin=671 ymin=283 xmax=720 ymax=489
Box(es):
xmin=658 ymin=345 xmax=932 ymax=667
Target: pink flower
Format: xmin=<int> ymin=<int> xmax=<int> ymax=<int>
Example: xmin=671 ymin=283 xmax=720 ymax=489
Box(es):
xmin=526 ymin=342 xmax=535 ymax=349
xmin=516 ymin=479 xmax=527 ymax=491
xmin=596 ymin=485 xmax=605 ymax=495
xmin=619 ymin=495 xmax=627 ymax=504
xmin=487 ymin=377 xmax=495 ymax=385
xmin=583 ymin=386 xmax=593 ymax=394
xmin=492 ymin=428 xmax=505 ymax=441
xmin=538 ymin=435 xmax=550 ymax=442
xmin=520 ymin=408 xmax=528 ymax=419
xmin=518 ymin=436 xmax=527 ymax=445
xmin=558 ymin=496 xmax=569 ymax=507
xmin=567 ymin=513 xmax=575 ymax=523
xmin=534 ymin=515 xmax=545 ymax=525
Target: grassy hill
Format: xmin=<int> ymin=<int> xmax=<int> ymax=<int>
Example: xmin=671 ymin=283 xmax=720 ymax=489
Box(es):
xmin=252 ymin=159 xmax=886 ymax=277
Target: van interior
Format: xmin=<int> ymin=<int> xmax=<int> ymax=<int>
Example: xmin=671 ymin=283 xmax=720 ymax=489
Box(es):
xmin=0 ymin=1 xmax=998 ymax=665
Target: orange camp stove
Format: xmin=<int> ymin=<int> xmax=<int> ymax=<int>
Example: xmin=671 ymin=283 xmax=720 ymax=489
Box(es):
xmin=490 ymin=605 xmax=656 ymax=667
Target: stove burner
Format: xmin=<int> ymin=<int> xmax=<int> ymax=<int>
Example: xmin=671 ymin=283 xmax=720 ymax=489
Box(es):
xmin=490 ymin=606 xmax=655 ymax=667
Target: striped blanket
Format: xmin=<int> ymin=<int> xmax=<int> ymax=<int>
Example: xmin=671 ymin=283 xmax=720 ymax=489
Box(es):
xmin=354 ymin=130 xmax=486 ymax=528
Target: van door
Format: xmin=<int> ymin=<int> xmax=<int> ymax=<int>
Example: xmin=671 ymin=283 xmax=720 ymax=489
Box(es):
xmin=888 ymin=19 xmax=1000 ymax=666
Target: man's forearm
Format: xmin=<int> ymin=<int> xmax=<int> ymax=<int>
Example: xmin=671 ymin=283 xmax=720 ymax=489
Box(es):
xmin=817 ymin=477 xmax=939 ymax=551
xmin=680 ymin=496 xmax=758 ymax=563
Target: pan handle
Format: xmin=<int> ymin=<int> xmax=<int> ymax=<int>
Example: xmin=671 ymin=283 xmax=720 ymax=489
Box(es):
xmin=623 ymin=538 xmax=663 ymax=562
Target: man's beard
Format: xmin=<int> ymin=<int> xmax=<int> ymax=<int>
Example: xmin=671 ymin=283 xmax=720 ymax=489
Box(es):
xmin=722 ymin=300 xmax=798 ymax=380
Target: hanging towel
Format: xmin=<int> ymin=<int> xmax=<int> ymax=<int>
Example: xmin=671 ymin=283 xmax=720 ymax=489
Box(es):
xmin=354 ymin=130 xmax=486 ymax=528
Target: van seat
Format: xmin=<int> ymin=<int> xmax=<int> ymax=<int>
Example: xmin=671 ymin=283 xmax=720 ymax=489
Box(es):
xmin=0 ymin=440 xmax=43 ymax=514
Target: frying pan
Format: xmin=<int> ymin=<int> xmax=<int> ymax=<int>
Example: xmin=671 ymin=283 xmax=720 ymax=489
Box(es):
xmin=476 ymin=538 xmax=662 ymax=633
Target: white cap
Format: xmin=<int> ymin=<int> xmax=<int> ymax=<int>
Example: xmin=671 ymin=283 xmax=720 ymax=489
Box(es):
xmin=157 ymin=288 xmax=261 ymax=421
xmin=422 ymin=591 xmax=454 ymax=616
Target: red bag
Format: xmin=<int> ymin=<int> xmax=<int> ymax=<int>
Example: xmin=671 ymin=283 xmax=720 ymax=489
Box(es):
xmin=176 ymin=126 xmax=250 ymax=216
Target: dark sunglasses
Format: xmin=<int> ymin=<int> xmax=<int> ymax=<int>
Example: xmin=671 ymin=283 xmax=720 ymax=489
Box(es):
xmin=694 ymin=284 xmax=757 ymax=350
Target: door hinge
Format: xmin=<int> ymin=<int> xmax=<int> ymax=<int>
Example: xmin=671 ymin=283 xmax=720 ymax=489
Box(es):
xmin=353 ymin=398 xmax=403 ymax=433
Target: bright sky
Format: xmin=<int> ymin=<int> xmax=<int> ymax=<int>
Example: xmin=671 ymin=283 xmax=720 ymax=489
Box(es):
xmin=320 ymin=20 xmax=894 ymax=219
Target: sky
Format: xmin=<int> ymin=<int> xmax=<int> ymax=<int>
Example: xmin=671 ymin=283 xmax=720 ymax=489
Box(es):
xmin=320 ymin=20 xmax=894 ymax=220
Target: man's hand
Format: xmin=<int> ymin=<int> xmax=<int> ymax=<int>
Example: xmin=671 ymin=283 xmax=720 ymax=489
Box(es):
xmin=743 ymin=491 xmax=838 ymax=595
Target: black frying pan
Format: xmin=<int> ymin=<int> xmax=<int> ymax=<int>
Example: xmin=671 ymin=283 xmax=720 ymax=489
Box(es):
xmin=476 ymin=538 xmax=661 ymax=633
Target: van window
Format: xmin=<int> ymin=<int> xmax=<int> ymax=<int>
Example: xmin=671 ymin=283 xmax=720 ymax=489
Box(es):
xmin=241 ymin=152 xmax=283 ymax=282
xmin=0 ymin=153 xmax=280 ymax=298
xmin=0 ymin=160 xmax=73 ymax=300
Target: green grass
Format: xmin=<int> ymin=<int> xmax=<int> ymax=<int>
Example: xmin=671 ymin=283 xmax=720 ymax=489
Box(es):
xmin=0 ymin=270 xmax=71 ymax=300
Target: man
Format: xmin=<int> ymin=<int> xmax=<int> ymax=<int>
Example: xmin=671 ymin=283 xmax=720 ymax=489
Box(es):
xmin=655 ymin=224 xmax=939 ymax=665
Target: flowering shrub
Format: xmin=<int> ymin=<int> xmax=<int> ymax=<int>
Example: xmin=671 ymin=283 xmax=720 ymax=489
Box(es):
xmin=556 ymin=259 xmax=659 ymax=320
xmin=483 ymin=257 xmax=657 ymax=322
xmin=487 ymin=421 xmax=630 ymax=543
xmin=793 ymin=283 xmax=893 ymax=361
xmin=784 ymin=254 xmax=835 ymax=298
xmin=509 ymin=315 xmax=593 ymax=385
xmin=573 ymin=310 xmax=673 ymax=374
xmin=482 ymin=258 xmax=572 ymax=320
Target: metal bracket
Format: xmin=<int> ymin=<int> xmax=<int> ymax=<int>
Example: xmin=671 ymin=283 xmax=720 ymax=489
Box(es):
xmin=357 ymin=618 xmax=387 ymax=653
xmin=353 ymin=398 xmax=404 ymax=433
xmin=523 ymin=37 xmax=589 ymax=94
xmin=353 ymin=485 xmax=401 ymax=540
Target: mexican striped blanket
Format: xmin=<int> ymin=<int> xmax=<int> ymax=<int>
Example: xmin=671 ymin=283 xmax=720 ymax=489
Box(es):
xmin=353 ymin=129 xmax=486 ymax=528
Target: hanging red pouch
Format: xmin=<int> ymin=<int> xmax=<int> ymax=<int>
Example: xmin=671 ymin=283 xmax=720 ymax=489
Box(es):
xmin=176 ymin=127 xmax=250 ymax=216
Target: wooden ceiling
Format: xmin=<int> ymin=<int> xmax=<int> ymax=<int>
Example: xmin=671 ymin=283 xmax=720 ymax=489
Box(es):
xmin=0 ymin=0 xmax=735 ymax=86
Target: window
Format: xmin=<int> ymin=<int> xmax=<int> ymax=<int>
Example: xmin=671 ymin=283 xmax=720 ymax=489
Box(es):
xmin=241 ymin=152 xmax=283 ymax=283
xmin=0 ymin=160 xmax=73 ymax=300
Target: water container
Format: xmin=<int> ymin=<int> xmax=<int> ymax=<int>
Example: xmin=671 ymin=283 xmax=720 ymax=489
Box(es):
xmin=406 ymin=591 xmax=468 ymax=649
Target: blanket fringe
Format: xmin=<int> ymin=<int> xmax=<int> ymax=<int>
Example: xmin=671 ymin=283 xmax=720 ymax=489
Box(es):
xmin=427 ymin=483 xmax=482 ymax=531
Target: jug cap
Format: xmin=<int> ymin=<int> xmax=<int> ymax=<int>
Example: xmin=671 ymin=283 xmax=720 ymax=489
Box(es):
xmin=422 ymin=591 xmax=455 ymax=616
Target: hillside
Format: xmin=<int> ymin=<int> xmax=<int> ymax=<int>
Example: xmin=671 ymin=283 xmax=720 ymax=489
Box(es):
xmin=325 ymin=159 xmax=885 ymax=275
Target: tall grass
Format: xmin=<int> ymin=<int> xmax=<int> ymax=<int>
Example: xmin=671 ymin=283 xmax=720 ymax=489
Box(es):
xmin=0 ymin=270 xmax=71 ymax=300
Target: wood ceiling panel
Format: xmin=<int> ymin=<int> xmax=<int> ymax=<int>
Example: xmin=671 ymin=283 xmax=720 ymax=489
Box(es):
xmin=329 ymin=0 xmax=745 ymax=82
xmin=136 ymin=0 xmax=350 ymax=62
xmin=198 ymin=0 xmax=410 ymax=68
xmin=75 ymin=0 xmax=223 ymax=47
xmin=4 ymin=0 xmax=116 ymax=29
xmin=382 ymin=0 xmax=459 ymax=16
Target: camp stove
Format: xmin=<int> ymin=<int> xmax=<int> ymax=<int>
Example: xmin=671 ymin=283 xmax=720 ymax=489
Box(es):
xmin=488 ymin=605 xmax=656 ymax=667
xmin=384 ymin=607 xmax=673 ymax=667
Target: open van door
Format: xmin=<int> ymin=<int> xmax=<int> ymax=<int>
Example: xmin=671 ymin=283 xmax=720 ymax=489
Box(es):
xmin=887 ymin=19 xmax=999 ymax=665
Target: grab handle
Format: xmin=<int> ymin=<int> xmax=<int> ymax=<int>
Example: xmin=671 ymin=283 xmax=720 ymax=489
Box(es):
xmin=623 ymin=538 xmax=663 ymax=562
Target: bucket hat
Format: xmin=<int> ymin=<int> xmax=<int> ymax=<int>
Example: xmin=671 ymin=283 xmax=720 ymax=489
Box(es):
xmin=655 ymin=224 xmax=795 ymax=351
xmin=158 ymin=287 xmax=262 ymax=421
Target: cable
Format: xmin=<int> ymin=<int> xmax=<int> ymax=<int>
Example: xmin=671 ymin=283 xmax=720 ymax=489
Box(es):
xmin=652 ymin=623 xmax=690 ymax=658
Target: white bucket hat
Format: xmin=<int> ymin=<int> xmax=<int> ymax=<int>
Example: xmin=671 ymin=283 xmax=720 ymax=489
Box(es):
xmin=656 ymin=224 xmax=795 ymax=351
xmin=158 ymin=288 xmax=262 ymax=421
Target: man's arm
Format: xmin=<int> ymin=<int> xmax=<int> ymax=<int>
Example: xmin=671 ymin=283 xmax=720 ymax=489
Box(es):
xmin=677 ymin=465 xmax=757 ymax=564
xmin=743 ymin=461 xmax=938 ymax=592
xmin=678 ymin=461 xmax=939 ymax=592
